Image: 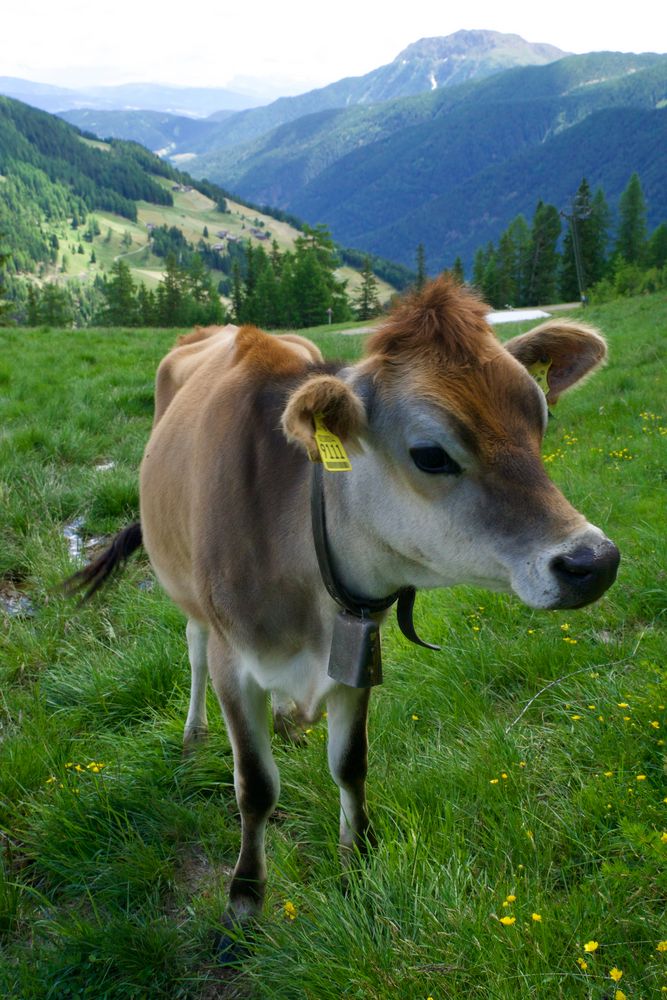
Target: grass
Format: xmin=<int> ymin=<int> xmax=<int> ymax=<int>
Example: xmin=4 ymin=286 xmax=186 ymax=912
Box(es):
xmin=0 ymin=294 xmax=665 ymax=998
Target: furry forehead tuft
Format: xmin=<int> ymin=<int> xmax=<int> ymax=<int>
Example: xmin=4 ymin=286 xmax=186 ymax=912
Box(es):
xmin=364 ymin=275 xmax=497 ymax=367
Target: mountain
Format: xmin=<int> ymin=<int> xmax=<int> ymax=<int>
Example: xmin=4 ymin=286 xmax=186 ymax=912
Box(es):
xmin=187 ymin=52 xmax=667 ymax=270
xmin=0 ymin=77 xmax=267 ymax=117
xmin=56 ymin=31 xmax=568 ymax=158
xmin=58 ymin=109 xmax=222 ymax=157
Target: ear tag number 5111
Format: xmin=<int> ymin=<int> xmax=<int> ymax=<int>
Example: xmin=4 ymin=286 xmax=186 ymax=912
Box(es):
xmin=314 ymin=413 xmax=352 ymax=472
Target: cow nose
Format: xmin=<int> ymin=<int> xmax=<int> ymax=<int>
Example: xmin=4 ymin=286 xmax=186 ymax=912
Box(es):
xmin=550 ymin=542 xmax=620 ymax=608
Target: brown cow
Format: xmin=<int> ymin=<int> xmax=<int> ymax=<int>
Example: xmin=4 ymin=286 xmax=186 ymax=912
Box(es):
xmin=70 ymin=276 xmax=619 ymax=931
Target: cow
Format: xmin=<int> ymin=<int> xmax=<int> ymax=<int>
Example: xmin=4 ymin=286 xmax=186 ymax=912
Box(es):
xmin=68 ymin=276 xmax=619 ymax=933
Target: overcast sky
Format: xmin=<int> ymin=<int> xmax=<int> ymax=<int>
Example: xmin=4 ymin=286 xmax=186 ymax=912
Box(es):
xmin=5 ymin=0 xmax=666 ymax=93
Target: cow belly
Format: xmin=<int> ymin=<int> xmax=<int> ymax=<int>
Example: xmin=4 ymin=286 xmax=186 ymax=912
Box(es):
xmin=239 ymin=645 xmax=335 ymax=723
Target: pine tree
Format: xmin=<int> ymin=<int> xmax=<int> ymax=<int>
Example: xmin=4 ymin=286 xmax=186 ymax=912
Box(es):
xmin=0 ymin=232 xmax=12 ymax=325
xmin=615 ymin=172 xmax=648 ymax=265
xmin=156 ymin=252 xmax=186 ymax=326
xmin=472 ymin=246 xmax=488 ymax=294
xmin=560 ymin=181 xmax=611 ymax=300
xmin=415 ymin=244 xmax=426 ymax=289
xmin=39 ymin=283 xmax=73 ymax=326
xmin=101 ymin=259 xmax=139 ymax=326
xmin=647 ymin=223 xmax=667 ymax=268
xmin=355 ymin=256 xmax=380 ymax=320
xmin=231 ymin=261 xmax=244 ymax=323
xmin=451 ymin=257 xmax=465 ymax=284
xmin=525 ymin=201 xmax=561 ymax=306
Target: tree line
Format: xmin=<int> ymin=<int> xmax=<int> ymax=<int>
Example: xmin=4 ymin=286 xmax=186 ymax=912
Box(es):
xmin=1 ymin=167 xmax=665 ymax=330
xmin=468 ymin=173 xmax=667 ymax=308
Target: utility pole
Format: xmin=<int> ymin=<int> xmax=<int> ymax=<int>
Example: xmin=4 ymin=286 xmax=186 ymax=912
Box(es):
xmin=561 ymin=192 xmax=591 ymax=306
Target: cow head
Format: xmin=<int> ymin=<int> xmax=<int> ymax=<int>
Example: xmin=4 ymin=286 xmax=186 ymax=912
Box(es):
xmin=282 ymin=277 xmax=619 ymax=610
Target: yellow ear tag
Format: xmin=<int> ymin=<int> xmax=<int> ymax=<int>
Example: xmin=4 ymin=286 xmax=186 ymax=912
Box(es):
xmin=313 ymin=413 xmax=352 ymax=472
xmin=528 ymin=359 xmax=552 ymax=401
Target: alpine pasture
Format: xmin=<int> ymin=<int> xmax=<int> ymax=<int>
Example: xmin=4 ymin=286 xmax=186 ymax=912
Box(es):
xmin=0 ymin=294 xmax=665 ymax=999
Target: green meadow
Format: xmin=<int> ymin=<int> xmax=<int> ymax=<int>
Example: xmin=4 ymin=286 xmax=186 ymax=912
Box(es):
xmin=0 ymin=294 xmax=665 ymax=999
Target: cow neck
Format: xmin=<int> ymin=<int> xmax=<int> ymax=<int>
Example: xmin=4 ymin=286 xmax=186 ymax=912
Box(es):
xmin=310 ymin=462 xmax=440 ymax=651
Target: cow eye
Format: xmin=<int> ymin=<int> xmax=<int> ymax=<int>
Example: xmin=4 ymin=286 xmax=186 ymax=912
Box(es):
xmin=409 ymin=445 xmax=462 ymax=475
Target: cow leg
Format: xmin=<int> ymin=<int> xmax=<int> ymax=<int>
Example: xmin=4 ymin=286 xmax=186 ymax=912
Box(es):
xmin=326 ymin=685 xmax=374 ymax=856
xmin=207 ymin=631 xmax=280 ymax=920
xmin=183 ymin=618 xmax=209 ymax=747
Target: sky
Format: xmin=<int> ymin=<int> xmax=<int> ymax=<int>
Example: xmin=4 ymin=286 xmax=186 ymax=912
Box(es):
xmin=4 ymin=0 xmax=666 ymax=94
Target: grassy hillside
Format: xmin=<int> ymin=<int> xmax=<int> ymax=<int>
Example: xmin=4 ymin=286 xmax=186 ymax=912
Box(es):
xmin=0 ymin=293 xmax=665 ymax=998
xmin=0 ymin=96 xmax=399 ymax=308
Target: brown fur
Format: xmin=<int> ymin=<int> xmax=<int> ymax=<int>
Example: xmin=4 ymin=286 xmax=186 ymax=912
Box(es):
xmin=504 ymin=319 xmax=607 ymax=404
xmin=282 ymin=374 xmax=367 ymax=461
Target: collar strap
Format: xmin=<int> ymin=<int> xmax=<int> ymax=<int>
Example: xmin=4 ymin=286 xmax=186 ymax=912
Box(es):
xmin=310 ymin=463 xmax=440 ymax=650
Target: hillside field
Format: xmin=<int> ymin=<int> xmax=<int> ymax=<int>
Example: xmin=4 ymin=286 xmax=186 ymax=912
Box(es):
xmin=0 ymin=293 xmax=665 ymax=998
xmin=37 ymin=173 xmax=396 ymax=305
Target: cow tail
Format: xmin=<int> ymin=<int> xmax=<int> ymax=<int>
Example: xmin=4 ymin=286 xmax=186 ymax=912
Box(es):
xmin=63 ymin=521 xmax=143 ymax=602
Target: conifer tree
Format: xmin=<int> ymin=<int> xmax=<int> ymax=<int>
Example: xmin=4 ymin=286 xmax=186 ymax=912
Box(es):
xmin=415 ymin=244 xmax=426 ymax=289
xmin=0 ymin=232 xmax=11 ymax=324
xmin=101 ymin=259 xmax=139 ymax=325
xmin=355 ymin=256 xmax=380 ymax=320
xmin=451 ymin=257 xmax=465 ymax=284
xmin=525 ymin=201 xmax=561 ymax=305
xmin=615 ymin=172 xmax=647 ymax=265
xmin=647 ymin=223 xmax=667 ymax=268
xmin=560 ymin=179 xmax=610 ymax=301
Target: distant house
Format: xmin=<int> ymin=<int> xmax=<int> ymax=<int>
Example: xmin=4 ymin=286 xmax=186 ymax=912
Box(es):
xmin=216 ymin=230 xmax=230 ymax=238
xmin=212 ymin=243 xmax=226 ymax=251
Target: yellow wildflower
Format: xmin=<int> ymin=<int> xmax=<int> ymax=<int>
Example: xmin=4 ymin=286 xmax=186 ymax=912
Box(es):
xmin=636 ymin=774 xmax=647 ymax=781
xmin=411 ymin=714 xmax=419 ymax=720
xmin=283 ymin=900 xmax=297 ymax=921
xmin=657 ymin=940 xmax=667 ymax=951
xmin=615 ymin=992 xmax=627 ymax=1000
xmin=501 ymin=773 xmax=508 ymax=780
xmin=604 ymin=771 xmax=614 ymax=777
xmin=506 ymin=894 xmax=516 ymax=902
xmin=490 ymin=778 xmax=499 ymax=784
xmin=499 ymin=916 xmax=516 ymax=926
xmin=571 ymin=715 xmax=583 ymax=721
xmin=532 ymin=913 xmax=542 ymax=922
xmin=560 ymin=623 xmax=570 ymax=631
xmin=609 ymin=968 xmax=623 ymax=982
xmin=651 ymin=720 xmax=660 ymax=728
xmin=583 ymin=940 xmax=599 ymax=952
xmin=661 ymin=832 xmax=667 ymax=844
xmin=576 ymin=957 xmax=588 ymax=970
xmin=617 ymin=702 xmax=630 ymax=708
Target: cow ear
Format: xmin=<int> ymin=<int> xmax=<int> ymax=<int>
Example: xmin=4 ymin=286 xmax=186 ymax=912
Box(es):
xmin=504 ymin=319 xmax=607 ymax=405
xmin=281 ymin=375 xmax=367 ymax=461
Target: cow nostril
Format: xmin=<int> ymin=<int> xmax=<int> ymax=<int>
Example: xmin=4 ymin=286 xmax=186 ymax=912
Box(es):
xmin=552 ymin=549 xmax=596 ymax=579
xmin=549 ymin=543 xmax=620 ymax=607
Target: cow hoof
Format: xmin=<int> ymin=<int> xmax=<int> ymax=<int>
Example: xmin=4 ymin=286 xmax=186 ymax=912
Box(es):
xmin=214 ymin=913 xmax=252 ymax=966
xmin=183 ymin=725 xmax=209 ymax=753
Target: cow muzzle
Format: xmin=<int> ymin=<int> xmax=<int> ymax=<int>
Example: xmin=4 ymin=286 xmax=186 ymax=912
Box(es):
xmin=548 ymin=539 xmax=620 ymax=609
xmin=509 ymin=528 xmax=620 ymax=610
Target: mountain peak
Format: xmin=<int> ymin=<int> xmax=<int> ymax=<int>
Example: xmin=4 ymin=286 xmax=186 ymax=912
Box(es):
xmin=394 ymin=30 xmax=568 ymax=82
